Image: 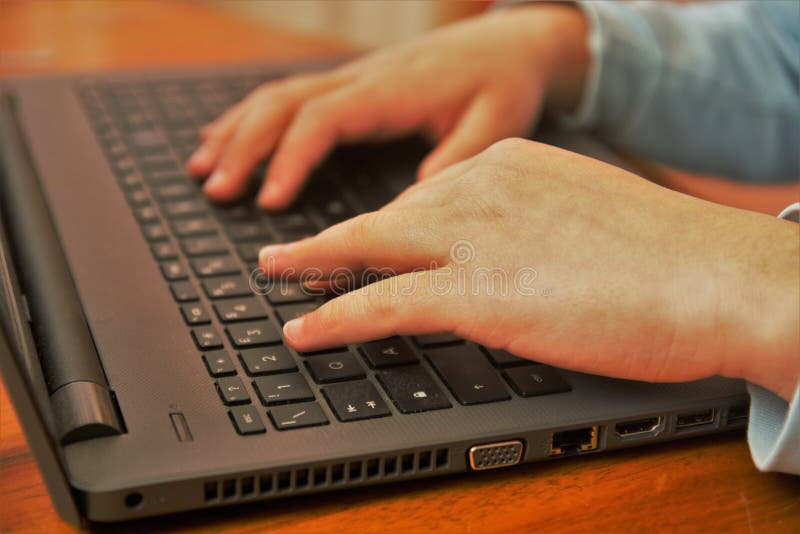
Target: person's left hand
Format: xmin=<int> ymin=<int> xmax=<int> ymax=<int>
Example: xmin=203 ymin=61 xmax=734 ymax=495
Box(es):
xmin=258 ymin=138 xmax=800 ymax=400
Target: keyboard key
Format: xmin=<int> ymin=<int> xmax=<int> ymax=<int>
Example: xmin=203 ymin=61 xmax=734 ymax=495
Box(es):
xmin=225 ymin=221 xmax=272 ymax=242
xmin=310 ymin=196 xmax=356 ymax=227
xmin=172 ymin=217 xmax=216 ymax=237
xmin=239 ymin=346 xmax=296 ymax=375
xmin=151 ymin=241 xmax=177 ymax=260
xmin=170 ymin=281 xmax=198 ymax=302
xmin=229 ymin=405 xmax=266 ymax=435
xmin=134 ymin=205 xmax=159 ymax=224
xmin=322 ymin=381 xmax=391 ymax=422
xmin=483 ymin=347 xmax=529 ymax=367
xmin=264 ymin=282 xmax=313 ymax=304
xmin=192 ymin=326 xmax=223 ymax=349
xmin=376 ymin=366 xmax=451 ymax=414
xmin=119 ymin=171 xmax=145 ymax=190
xmin=181 ymin=236 xmax=228 ymax=256
xmin=216 ymin=376 xmax=250 ymax=405
xmin=426 ymin=345 xmax=510 ymax=405
xmin=126 ymin=188 xmax=150 ymax=206
xmin=305 ymin=352 xmax=365 ymax=384
xmin=163 ymin=198 xmax=207 ymax=218
xmin=146 ymin=170 xmax=187 ymax=184
xmin=215 ymin=204 xmax=257 ymax=221
xmin=138 ymin=152 xmax=177 ymax=172
xmin=236 ymin=242 xmax=264 ymax=262
xmin=412 ymin=333 xmax=462 ymax=347
xmin=191 ymin=256 xmax=240 ymax=277
xmin=142 ymin=223 xmax=168 ymax=242
xmin=202 ymin=276 xmax=252 ymax=299
xmin=226 ymin=321 xmax=281 ymax=347
xmin=360 ymin=337 xmax=418 ymax=368
xmin=275 ymin=302 xmax=319 ymax=324
xmin=269 ymin=209 xmax=316 ymax=235
xmin=269 ymin=402 xmax=328 ymax=430
xmin=503 ymin=365 xmax=571 ymax=397
xmin=253 ymin=373 xmax=314 ymax=405
xmin=202 ymin=350 xmax=237 ymax=377
xmin=214 ymin=297 xmax=268 ymax=322
xmin=160 ymin=260 xmax=188 ymax=281
xmin=180 ymin=302 xmax=211 ymax=325
xmin=153 ymin=182 xmax=197 ymax=201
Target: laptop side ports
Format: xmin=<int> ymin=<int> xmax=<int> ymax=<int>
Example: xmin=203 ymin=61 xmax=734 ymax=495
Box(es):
xmin=614 ymin=416 xmax=664 ymax=439
xmin=468 ymin=440 xmax=524 ymax=470
xmin=548 ymin=426 xmax=599 ymax=456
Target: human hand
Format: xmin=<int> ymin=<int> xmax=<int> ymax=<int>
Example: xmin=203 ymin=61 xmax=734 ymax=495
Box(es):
xmin=259 ymin=139 xmax=800 ymax=401
xmin=187 ymin=5 xmax=588 ymax=209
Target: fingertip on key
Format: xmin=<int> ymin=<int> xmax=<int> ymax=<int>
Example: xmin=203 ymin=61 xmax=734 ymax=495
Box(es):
xmin=283 ymin=317 xmax=305 ymax=346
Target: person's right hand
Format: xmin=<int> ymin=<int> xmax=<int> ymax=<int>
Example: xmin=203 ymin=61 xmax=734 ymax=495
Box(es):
xmin=186 ymin=4 xmax=588 ymax=210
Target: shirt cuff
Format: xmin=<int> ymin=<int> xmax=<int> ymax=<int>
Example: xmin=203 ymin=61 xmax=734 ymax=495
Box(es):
xmin=777 ymin=202 xmax=800 ymax=222
xmin=747 ymin=383 xmax=800 ymax=473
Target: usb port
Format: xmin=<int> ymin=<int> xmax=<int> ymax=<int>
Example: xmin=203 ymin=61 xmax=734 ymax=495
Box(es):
xmin=726 ymin=404 xmax=749 ymax=426
xmin=675 ymin=409 xmax=715 ymax=431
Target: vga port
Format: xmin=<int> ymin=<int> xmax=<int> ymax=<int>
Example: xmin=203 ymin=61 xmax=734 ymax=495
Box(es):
xmin=468 ymin=440 xmax=524 ymax=470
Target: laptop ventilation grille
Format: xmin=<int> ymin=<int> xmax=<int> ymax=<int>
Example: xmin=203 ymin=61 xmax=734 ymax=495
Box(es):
xmin=202 ymin=448 xmax=451 ymax=504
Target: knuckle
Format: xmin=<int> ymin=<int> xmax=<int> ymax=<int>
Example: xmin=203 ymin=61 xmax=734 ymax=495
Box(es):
xmin=295 ymin=96 xmax=332 ymax=126
xmin=485 ymin=137 xmax=528 ymax=158
xmin=364 ymin=286 xmax=396 ymax=323
xmin=342 ymin=212 xmax=375 ymax=248
xmin=307 ymin=302 xmax=337 ymax=332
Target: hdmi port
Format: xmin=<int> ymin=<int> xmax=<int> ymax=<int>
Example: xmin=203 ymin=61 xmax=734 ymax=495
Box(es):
xmin=615 ymin=416 xmax=663 ymax=438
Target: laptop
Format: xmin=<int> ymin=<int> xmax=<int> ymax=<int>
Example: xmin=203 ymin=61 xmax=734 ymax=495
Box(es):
xmin=0 ymin=60 xmax=750 ymax=526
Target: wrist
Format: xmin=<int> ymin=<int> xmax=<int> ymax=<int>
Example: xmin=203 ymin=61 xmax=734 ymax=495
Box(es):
xmin=533 ymin=4 xmax=591 ymax=116
xmin=497 ymin=3 xmax=590 ymax=116
xmin=713 ymin=215 xmax=800 ymax=401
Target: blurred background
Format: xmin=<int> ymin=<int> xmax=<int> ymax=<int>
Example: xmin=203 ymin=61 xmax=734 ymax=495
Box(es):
xmin=214 ymin=0 xmax=489 ymax=47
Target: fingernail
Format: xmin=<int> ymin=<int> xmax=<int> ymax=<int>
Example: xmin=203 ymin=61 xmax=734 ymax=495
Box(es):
xmin=283 ymin=317 xmax=304 ymax=342
xmin=188 ymin=145 xmax=209 ymax=168
xmin=203 ymin=169 xmax=225 ymax=192
xmin=258 ymin=181 xmax=280 ymax=207
xmin=258 ymin=244 xmax=284 ymax=264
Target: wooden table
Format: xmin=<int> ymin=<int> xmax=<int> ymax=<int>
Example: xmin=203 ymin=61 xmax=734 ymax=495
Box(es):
xmin=1 ymin=1 xmax=798 ymax=532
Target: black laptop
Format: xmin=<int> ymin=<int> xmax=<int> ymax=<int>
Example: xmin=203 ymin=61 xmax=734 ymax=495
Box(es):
xmin=0 ymin=61 xmax=750 ymax=526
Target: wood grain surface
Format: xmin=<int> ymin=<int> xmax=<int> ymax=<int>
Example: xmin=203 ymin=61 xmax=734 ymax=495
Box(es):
xmin=0 ymin=1 xmax=798 ymax=532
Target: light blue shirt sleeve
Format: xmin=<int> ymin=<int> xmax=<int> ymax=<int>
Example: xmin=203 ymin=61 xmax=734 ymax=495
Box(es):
xmin=561 ymin=0 xmax=800 ymax=183
xmin=555 ymin=1 xmax=800 ymax=475
xmin=747 ymin=383 xmax=800 ymax=473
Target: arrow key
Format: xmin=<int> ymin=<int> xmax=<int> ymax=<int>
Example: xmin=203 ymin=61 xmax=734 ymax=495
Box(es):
xmin=216 ymin=376 xmax=250 ymax=405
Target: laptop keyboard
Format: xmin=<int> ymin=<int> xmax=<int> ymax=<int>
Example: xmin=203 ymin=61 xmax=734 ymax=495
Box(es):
xmin=76 ymin=76 xmax=571 ymax=436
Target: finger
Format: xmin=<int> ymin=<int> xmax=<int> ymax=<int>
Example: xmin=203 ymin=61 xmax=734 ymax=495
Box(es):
xmin=416 ymin=92 xmax=516 ymax=181
xmin=186 ymin=103 xmax=247 ymax=177
xmin=202 ymin=74 xmax=349 ymax=202
xmin=201 ymin=96 xmax=297 ymax=202
xmin=258 ymin=210 xmax=445 ymax=278
xmin=258 ymin=84 xmax=402 ymax=209
xmin=283 ymin=270 xmax=458 ymax=351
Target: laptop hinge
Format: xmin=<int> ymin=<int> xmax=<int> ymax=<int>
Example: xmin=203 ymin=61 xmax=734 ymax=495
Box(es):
xmin=0 ymin=91 xmax=123 ymax=445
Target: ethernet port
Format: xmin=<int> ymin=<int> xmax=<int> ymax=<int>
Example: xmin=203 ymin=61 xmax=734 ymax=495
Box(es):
xmin=548 ymin=426 xmax=599 ymax=456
